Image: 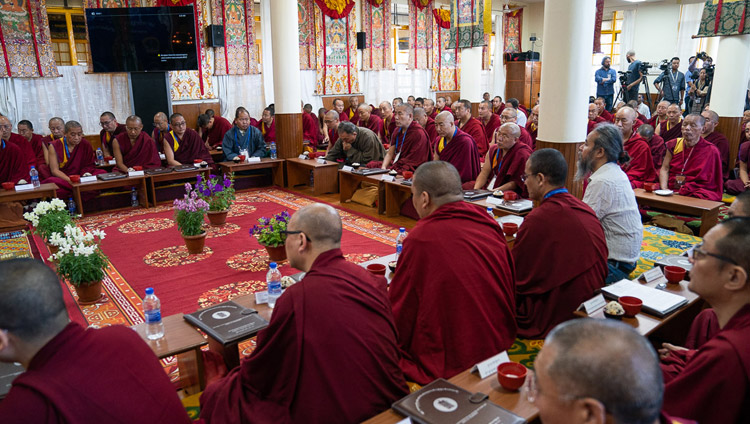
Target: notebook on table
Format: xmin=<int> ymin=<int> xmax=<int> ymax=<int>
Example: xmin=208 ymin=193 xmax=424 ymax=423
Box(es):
xmin=174 ymin=164 xmax=198 ymax=172
xmin=463 ymin=189 xmax=492 ymax=200
xmin=486 ymin=197 xmax=533 ymax=213
xmin=97 ymin=172 xmax=127 ymax=181
xmin=144 ymin=167 xmax=173 ymax=175
xmin=352 ymin=168 xmax=390 ymax=176
xmin=602 ymin=279 xmax=688 ymax=318
xmin=184 ymin=301 xmax=269 ymax=345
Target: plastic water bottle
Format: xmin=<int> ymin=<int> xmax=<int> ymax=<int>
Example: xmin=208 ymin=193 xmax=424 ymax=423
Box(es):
xmin=270 ymin=142 xmax=277 ymax=159
xmin=68 ymin=197 xmax=77 ymax=216
xmin=131 ymin=188 xmax=139 ymax=207
xmin=487 ymin=207 xmax=495 ymax=220
xmin=29 ymin=166 xmax=40 ymax=188
xmin=143 ymin=287 xmax=164 ymax=340
xmin=395 ymin=227 xmax=407 ymax=260
xmin=96 ymin=148 xmax=104 ymax=165
xmin=266 ymin=262 xmax=282 ymax=308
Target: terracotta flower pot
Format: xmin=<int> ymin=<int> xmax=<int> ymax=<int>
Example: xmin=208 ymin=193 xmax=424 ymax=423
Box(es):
xmin=75 ymin=280 xmax=102 ymax=304
xmin=264 ymin=244 xmax=287 ymax=262
xmin=207 ymin=210 xmax=228 ymax=226
xmin=183 ymin=232 xmax=207 ymax=254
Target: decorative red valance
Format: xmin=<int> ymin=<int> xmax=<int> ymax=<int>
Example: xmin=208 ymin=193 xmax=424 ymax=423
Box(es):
xmin=412 ymin=0 xmax=431 ymax=10
xmin=366 ymin=0 xmax=384 ymax=6
xmin=433 ymin=8 xmax=450 ymax=29
xmin=314 ymin=0 xmax=355 ymax=19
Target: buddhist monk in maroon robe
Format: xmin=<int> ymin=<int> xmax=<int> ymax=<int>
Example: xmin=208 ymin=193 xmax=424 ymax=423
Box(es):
xmin=164 ymin=114 xmax=213 ymax=166
xmin=39 ymin=118 xmax=66 ymax=180
xmin=200 ymin=114 xmax=233 ymax=148
xmin=726 ymin=138 xmax=749 ymax=194
xmin=435 ymin=97 xmax=453 ymax=118
xmin=433 ymin=112 xmax=481 ymax=184
xmin=501 ymin=107 xmax=534 ymax=148
xmin=16 ymin=120 xmax=46 ymax=170
xmin=423 ymin=99 xmax=436 ymax=119
xmin=256 ymin=108 xmax=276 ymax=144
xmin=478 ymin=101 xmax=501 ymax=144
xmin=616 ymin=107 xmax=657 ymax=188
xmin=596 ymin=97 xmax=614 ymax=122
xmin=0 ymin=259 xmax=191 ymax=424
xmin=323 ymin=110 xmax=341 ymax=151
xmin=588 ymin=103 xmax=607 ymax=134
xmin=151 ymin=112 xmax=170 ymax=154
xmin=112 ymin=116 xmax=162 ymax=172
xmin=514 ymin=149 xmax=608 ymax=339
xmin=355 ymin=104 xmax=383 ymax=136
xmin=0 ymin=141 xmax=28 ymax=184
xmin=658 ymin=220 xmax=750 ymax=424
xmin=390 ymin=162 xmax=517 ymax=384
xmin=379 ymin=101 xmax=398 ymax=144
xmin=701 ymin=110 xmax=730 ymax=179
xmin=344 ymin=95 xmax=360 ymax=123
xmin=526 ymin=105 xmax=539 ymax=146
xmin=454 ymin=100 xmax=489 ymax=158
xmin=657 ymin=104 xmax=683 ymax=141
xmin=44 ymin=121 xmax=105 ymax=200
xmin=659 ymin=114 xmax=723 ymax=201
xmin=492 ymin=96 xmax=505 ymax=115
xmin=474 ymin=123 xmax=532 ymax=197
xmin=648 ymin=100 xmax=670 ymax=129
xmin=638 ymin=124 xmax=666 ymax=170
xmin=99 ymin=111 xmax=126 ymax=157
xmin=302 ymin=109 xmax=320 ymax=149
xmin=374 ymin=105 xmax=430 ymax=173
xmin=332 ymin=98 xmax=349 ymax=122
xmin=200 ymin=204 xmax=408 ymax=424
xmin=413 ymin=108 xmax=438 ymax=148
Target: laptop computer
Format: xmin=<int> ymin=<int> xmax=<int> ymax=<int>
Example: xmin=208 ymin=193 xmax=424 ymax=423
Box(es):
xmin=352 ymin=168 xmax=390 ymax=176
xmin=463 ymin=189 xmax=492 ymax=200
xmin=97 ymin=172 xmax=128 ymax=181
xmin=174 ymin=164 xmax=198 ymax=172
xmin=144 ymin=167 xmax=173 ymax=175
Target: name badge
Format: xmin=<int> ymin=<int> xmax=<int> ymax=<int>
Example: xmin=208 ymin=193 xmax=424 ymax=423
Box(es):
xmin=159 ymin=153 xmax=166 ymax=160
xmin=471 ymin=351 xmax=511 ymax=379
xmin=247 ymin=156 xmax=260 ymax=163
xmin=254 ymin=291 xmax=268 ymax=305
xmin=382 ymin=175 xmax=395 ymax=182
xmin=298 ymin=154 xmax=308 ymax=160
xmin=14 ymin=184 xmax=34 ymax=191
xmin=578 ymin=294 xmax=607 ymax=315
xmin=487 ymin=176 xmax=497 ymax=191
xmin=393 ymin=152 xmax=401 ymax=163
xmin=316 ymin=158 xmax=327 ymax=164
xmin=193 ymin=162 xmax=201 ymax=167
xmin=108 ymin=159 xmax=116 ymax=165
xmin=341 ymin=165 xmax=353 ymax=172
xmin=639 ymin=267 xmax=664 ymax=284
xmin=128 ymin=171 xmax=145 ymax=177
xmin=80 ymin=176 xmax=98 ymax=183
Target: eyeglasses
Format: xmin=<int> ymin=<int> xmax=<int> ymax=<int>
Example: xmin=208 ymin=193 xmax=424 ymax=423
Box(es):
xmin=520 ymin=173 xmax=534 ymax=182
xmin=688 ymin=242 xmax=737 ymax=265
xmin=172 ymin=121 xmax=187 ymax=127
xmin=0 ymin=124 xmax=11 ymax=130
xmin=100 ymin=120 xmax=113 ymax=127
xmin=279 ymin=230 xmax=311 ymax=242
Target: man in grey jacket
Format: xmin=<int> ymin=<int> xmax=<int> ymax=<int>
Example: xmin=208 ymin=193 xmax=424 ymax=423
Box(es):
xmin=325 ymin=121 xmax=385 ymax=167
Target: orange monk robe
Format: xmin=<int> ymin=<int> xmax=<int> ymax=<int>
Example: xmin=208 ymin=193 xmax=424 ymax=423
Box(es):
xmin=481 ymin=113 xmax=502 ymax=144
xmin=622 ymin=133 xmax=657 ymax=188
xmin=664 ymin=138 xmax=723 ymax=201
xmin=457 ymin=117 xmax=489 ymax=158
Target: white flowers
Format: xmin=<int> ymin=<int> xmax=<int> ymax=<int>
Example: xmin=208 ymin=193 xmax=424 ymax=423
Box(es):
xmin=23 ymin=199 xmax=68 ymax=227
xmin=49 ymin=225 xmax=106 ymax=261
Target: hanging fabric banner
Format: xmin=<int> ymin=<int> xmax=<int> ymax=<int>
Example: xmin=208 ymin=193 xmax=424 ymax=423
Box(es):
xmin=481 ymin=33 xmax=490 ymax=70
xmin=362 ymin=0 xmax=392 ymax=70
xmin=408 ymin=0 xmax=432 ymax=70
xmin=315 ymin=2 xmax=359 ymax=95
xmin=697 ymin=0 xmax=750 ymax=37
xmin=503 ymin=9 xmax=522 ymax=53
xmin=0 ymin=0 xmax=60 ymax=78
xmin=445 ymin=0 xmax=490 ymax=50
xmin=313 ymin=0 xmax=355 ymax=19
xmin=593 ymin=0 xmax=604 ymax=53
xmin=430 ymin=8 xmax=460 ymax=91
xmin=211 ymin=0 xmax=259 ymax=75
xmin=299 ymin=0 xmax=317 ymax=70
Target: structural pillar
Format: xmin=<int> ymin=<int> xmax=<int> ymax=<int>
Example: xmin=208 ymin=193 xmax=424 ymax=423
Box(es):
xmin=536 ymin=0 xmax=596 ymax=198
xmin=709 ymin=35 xmax=750 ymax=171
xmin=270 ymin=0 xmax=304 ymax=158
xmin=492 ymin=14 xmax=506 ymax=101
xmin=460 ymin=46 xmax=483 ymax=116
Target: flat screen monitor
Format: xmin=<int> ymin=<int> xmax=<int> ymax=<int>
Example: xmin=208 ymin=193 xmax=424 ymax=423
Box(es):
xmin=86 ymin=6 xmax=198 ymax=73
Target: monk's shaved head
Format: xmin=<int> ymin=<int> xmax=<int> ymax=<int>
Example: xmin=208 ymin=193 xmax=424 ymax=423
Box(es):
xmin=0 ymin=116 xmax=10 ymax=126
xmin=619 ymin=106 xmax=637 ymax=121
xmin=702 ymin=109 xmax=719 ymax=124
xmin=289 ymin=203 xmax=342 ymax=246
xmin=64 ymin=120 xmax=83 ymax=133
xmin=169 ymin=113 xmax=185 ymax=124
xmin=729 ymin=192 xmax=750 ymax=218
xmin=100 ymin=111 xmax=116 ymax=120
xmin=49 ymin=117 xmax=64 ymax=126
xmin=154 ymin=112 xmax=167 ymax=122
xmin=126 ymin=115 xmax=143 ymax=126
xmin=435 ymin=111 xmax=454 ymax=124
xmin=413 ymin=107 xmax=426 ymax=119
xmin=539 ymin=319 xmax=662 ymax=424
xmin=413 ymin=161 xmax=464 ymax=209
xmin=357 ymin=103 xmax=371 ymax=113
xmin=324 ymin=110 xmax=340 ymax=121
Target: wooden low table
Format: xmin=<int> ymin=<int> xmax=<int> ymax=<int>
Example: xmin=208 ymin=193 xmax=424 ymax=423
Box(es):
xmin=71 ymin=175 xmax=148 ymax=216
xmin=208 ymin=149 xmax=224 ymax=163
xmin=131 ymin=314 xmax=208 ymax=394
xmin=383 ymin=177 xmax=413 ymax=217
xmin=634 ymin=188 xmax=723 ymax=236
xmin=217 ymin=158 xmax=285 ymax=187
xmin=0 ymin=183 xmax=58 ymax=203
xmin=470 ymin=197 xmax=532 ymax=218
xmin=211 ymin=295 xmax=273 ymax=370
xmin=285 ymin=157 xmax=339 ymax=195
xmin=147 ymin=167 xmax=211 ymax=206
xmin=338 ymin=169 xmax=392 ymax=214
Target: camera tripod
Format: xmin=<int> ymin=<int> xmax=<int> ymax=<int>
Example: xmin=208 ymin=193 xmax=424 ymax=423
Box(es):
xmin=615 ymin=72 xmax=653 ymax=111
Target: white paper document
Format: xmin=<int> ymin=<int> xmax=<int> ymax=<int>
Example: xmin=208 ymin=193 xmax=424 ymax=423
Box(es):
xmin=602 ymin=279 xmax=688 ymax=317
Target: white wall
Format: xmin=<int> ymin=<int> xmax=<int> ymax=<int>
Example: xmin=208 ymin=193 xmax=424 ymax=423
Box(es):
xmin=630 ymin=2 xmax=682 ymax=95
xmin=521 ymin=3 xmax=545 ymax=56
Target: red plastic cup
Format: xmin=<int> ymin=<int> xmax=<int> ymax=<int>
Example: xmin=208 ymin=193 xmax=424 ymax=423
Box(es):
xmin=497 ymin=362 xmax=527 ymax=391
xmin=503 ymin=191 xmax=518 ymax=201
xmin=2 ymin=182 xmax=15 ymax=190
xmin=664 ymin=266 xmax=686 ymax=284
xmin=502 ymin=222 xmax=519 ymax=237
xmin=402 ymin=171 xmax=414 ymax=180
xmin=366 ymin=263 xmax=386 ymax=275
xmin=69 ymin=175 xmax=81 ymax=183
xmin=619 ymin=296 xmax=643 ymax=317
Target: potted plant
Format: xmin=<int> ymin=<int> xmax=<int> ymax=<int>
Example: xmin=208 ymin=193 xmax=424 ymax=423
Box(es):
xmin=174 ymin=182 xmax=209 ymax=254
xmin=249 ymin=210 xmax=291 ymax=261
xmin=23 ymin=198 xmax=74 ymax=254
xmin=196 ymin=173 xmax=235 ymax=226
xmin=49 ymin=225 xmax=108 ymax=304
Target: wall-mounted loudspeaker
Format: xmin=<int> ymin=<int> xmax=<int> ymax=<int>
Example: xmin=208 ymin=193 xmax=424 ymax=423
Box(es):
xmin=206 ymin=25 xmax=224 ymax=48
xmin=356 ymin=32 xmax=367 ymax=50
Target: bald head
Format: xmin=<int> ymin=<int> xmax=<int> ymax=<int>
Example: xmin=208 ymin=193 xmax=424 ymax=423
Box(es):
xmin=126 ymin=115 xmax=143 ymax=126
xmin=729 ymin=192 xmax=750 ymax=218
xmin=49 ymin=117 xmax=64 ymax=127
xmin=413 ymin=107 xmax=427 ymax=126
xmin=412 ymin=161 xmax=463 ymax=213
xmin=154 ymin=112 xmax=167 ymax=121
xmin=435 ymin=111 xmax=454 ymax=124
xmin=289 ymin=203 xmax=342 ymax=246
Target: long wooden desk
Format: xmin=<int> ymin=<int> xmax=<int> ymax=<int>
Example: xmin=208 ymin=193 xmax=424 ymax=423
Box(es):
xmin=339 ymin=169 xmax=392 ymax=214
xmin=634 ymin=188 xmax=722 ymax=236
xmin=147 ymin=167 xmax=211 ymax=206
xmin=286 ymin=157 xmax=339 ymax=195
xmin=383 ymin=177 xmax=413 ymax=217
xmin=71 ymin=175 xmax=148 ymax=216
xmin=217 ymin=158 xmax=285 ymax=187
xmin=218 ymin=295 xmax=272 ymax=370
xmin=0 ymin=183 xmax=58 ymax=203
xmin=469 ymin=197 xmax=532 ymax=218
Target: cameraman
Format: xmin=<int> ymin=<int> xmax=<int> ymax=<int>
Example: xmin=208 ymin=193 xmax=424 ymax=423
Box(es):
xmin=595 ymin=56 xmax=617 ymax=111
xmin=689 ymin=68 xmax=710 ymax=113
xmin=624 ymin=50 xmax=643 ymax=103
xmin=654 ymin=57 xmax=685 ymax=106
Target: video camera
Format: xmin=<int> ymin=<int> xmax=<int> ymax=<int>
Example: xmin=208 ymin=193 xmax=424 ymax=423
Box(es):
xmin=617 ymin=71 xmax=629 ymax=85
xmin=697 ymin=51 xmax=709 ymax=61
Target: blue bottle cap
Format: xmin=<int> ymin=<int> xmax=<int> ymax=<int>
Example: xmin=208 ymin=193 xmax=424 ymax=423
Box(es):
xmin=145 ymin=287 xmax=154 ymax=295
xmin=270 ymin=262 xmax=277 ymax=269
xmin=399 ymin=227 xmax=405 ymax=232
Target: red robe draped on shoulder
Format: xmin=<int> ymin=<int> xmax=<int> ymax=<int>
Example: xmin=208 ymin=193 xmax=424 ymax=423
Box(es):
xmin=0 ymin=141 xmax=28 ymax=184
xmin=600 ymin=109 xmax=614 ymax=122
xmin=659 ymin=120 xmax=683 ymax=142
xmin=44 ymin=139 xmax=104 ymax=199
xmin=100 ymin=123 xmax=126 ymax=154
xmin=665 ymin=138 xmax=723 ymax=201
xmin=114 ymin=132 xmax=162 ymax=169
xmin=385 ymin=121 xmax=430 ymax=173
xmin=358 ymin=115 xmax=384 ymax=137
xmin=526 ymin=122 xmax=538 ymax=147
xmin=6 ymin=133 xmax=35 ymax=173
xmin=435 ymin=128 xmax=481 ymax=183
xmin=302 ymin=112 xmax=320 ymax=148
xmin=513 ymin=192 xmax=608 ymax=339
xmin=200 ymin=249 xmax=408 ymax=424
xmin=29 ymin=134 xmax=46 ymax=167
xmin=649 ymin=134 xmax=666 ymax=170
xmin=622 ymin=133 xmax=657 ymax=188
xmin=380 ymin=116 xmax=397 ymax=144
xmin=726 ymin=142 xmax=750 ymax=194
xmin=345 ymin=106 xmax=359 ymax=123
xmin=519 ymin=126 xmax=534 ymax=149
xmin=458 ymin=117 xmax=489 ymax=158
xmin=587 ymin=116 xmax=606 ymax=134
xmin=338 ymin=110 xmax=350 ymax=122
xmin=389 ymin=201 xmax=517 ymax=384
xmin=482 ymin=142 xmax=532 ymax=197
xmin=205 ymin=116 xmax=233 ymax=148
xmin=703 ymin=131 xmax=730 ymax=179
xmin=423 ymin=117 xmax=438 ymax=146
xmin=661 ymin=304 xmax=750 ymax=424
xmin=165 ymin=128 xmax=214 ymax=165
xmin=256 ymin=119 xmax=276 ymax=143
xmin=481 ymin=114 xmax=502 ymax=143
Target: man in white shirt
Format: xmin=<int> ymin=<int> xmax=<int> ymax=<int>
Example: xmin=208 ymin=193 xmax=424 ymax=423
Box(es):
xmin=637 ymin=94 xmax=651 ymax=120
xmin=577 ymin=123 xmax=643 ymax=284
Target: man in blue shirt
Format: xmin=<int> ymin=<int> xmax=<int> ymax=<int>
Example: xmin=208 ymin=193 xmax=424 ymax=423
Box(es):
xmin=222 ymin=106 xmax=266 ymax=160
xmin=625 ymin=50 xmax=644 ymax=103
xmin=654 ymin=57 xmax=686 ymax=107
xmin=595 ymin=56 xmax=617 ymax=112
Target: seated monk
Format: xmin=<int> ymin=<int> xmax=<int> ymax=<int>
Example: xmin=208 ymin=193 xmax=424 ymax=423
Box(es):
xmin=433 ymin=111 xmax=481 ymax=184
xmin=198 ymin=111 xmax=232 ymax=149
xmin=648 ymin=100 xmax=670 ymax=129
xmin=301 ymin=102 xmax=320 ymax=150
xmin=345 ymin=95 xmax=360 ymax=123
xmin=151 ymin=112 xmax=169 ymax=153
xmin=728 ymin=191 xmax=750 ymax=217
xmin=435 ymin=96 xmax=453 ymax=118
xmin=413 ymin=107 xmax=437 ymax=145
xmin=639 ymin=124 xmax=666 ymax=170
xmin=0 ymin=116 xmax=34 ymax=174
xmin=378 ymin=101 xmax=398 ymax=144
xmin=701 ymin=110 xmax=730 ymax=180
xmin=627 ymin=99 xmax=649 ymax=124
xmin=615 ymin=107 xmax=657 ymax=188
xmin=200 ymin=204 xmax=408 ymax=423
xmin=163 ymin=113 xmax=213 ymax=166
xmin=99 ymin=111 xmax=126 ymax=157
xmin=112 ymin=115 xmax=161 ymax=172
xmin=478 ymin=100 xmax=502 ymax=144
xmin=255 ymin=107 xmax=276 ymax=144
xmin=473 ymin=123 xmax=532 ymax=196
xmin=39 ymin=117 xmax=66 ymax=180
xmin=501 ymin=107 xmax=534 ymax=148
xmin=389 ymin=161 xmax=517 ymax=384
xmin=536 ymin=319 xmax=694 ymax=424
xmin=324 ymin=122 xmax=385 ymax=167
xmin=17 ymin=120 xmax=47 ymax=171
xmin=0 ymin=138 xmax=28 ymax=184
xmin=453 ymin=99 xmax=488 ymax=158
xmin=222 ymin=107 xmax=266 ymax=160
xmin=595 ymin=96 xmax=614 ymax=122
xmin=514 ymin=149 xmax=608 ymax=338
xmin=659 ymin=218 xmax=750 ymax=424
xmin=659 ymin=113 xmax=723 ymax=201
xmin=657 ymin=104 xmax=683 ymax=141
xmin=726 ymin=126 xmax=750 ymax=194
xmin=323 ymin=110 xmax=341 ymax=151
xmin=587 ymin=103 xmax=607 ymax=134
xmin=492 ymin=96 xmax=505 ymax=115
xmin=332 ymin=98 xmax=349 ymax=122
xmin=375 ymin=104 xmax=430 ymax=174
xmin=505 ymin=98 xmax=527 ymax=126
xmin=44 ymin=121 xmax=105 ymax=200
xmin=0 ymin=259 xmax=192 ymax=423
xmin=423 ymin=98 xmax=437 ymax=120
xmin=739 ymin=110 xmax=750 ymax=146
xmin=355 ymin=103 xmax=383 ymax=136
xmin=526 ymin=105 xmax=539 ymax=147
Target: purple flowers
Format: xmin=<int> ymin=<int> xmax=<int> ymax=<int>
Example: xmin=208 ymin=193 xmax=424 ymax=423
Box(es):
xmin=249 ymin=210 xmax=291 ymax=247
xmin=195 ymin=173 xmax=236 ymax=212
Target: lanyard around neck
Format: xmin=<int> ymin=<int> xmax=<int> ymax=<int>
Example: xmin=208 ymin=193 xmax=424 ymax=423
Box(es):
xmin=544 ymin=188 xmax=568 ymax=199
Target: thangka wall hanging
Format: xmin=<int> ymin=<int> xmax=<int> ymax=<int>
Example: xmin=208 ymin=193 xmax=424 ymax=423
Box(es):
xmin=697 ymin=0 xmax=750 ymax=36
xmin=362 ymin=0 xmax=392 ymax=70
xmin=445 ymin=0 xmax=491 ymax=50
xmin=211 ymin=0 xmax=259 ymax=75
xmin=0 ymin=0 xmax=60 ymax=77
xmin=503 ymin=9 xmax=522 ymax=53
xmin=593 ymin=0 xmax=604 ymax=53
xmin=299 ymin=0 xmax=317 ymax=70
xmin=430 ymin=8 xmax=460 ymax=91
xmin=408 ymin=0 xmax=433 ymax=70
xmin=314 ymin=0 xmax=359 ymax=95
